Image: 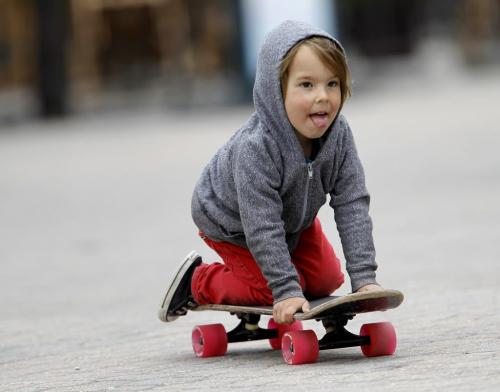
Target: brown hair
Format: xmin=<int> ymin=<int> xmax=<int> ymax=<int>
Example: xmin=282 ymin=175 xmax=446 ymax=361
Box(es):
xmin=280 ymin=36 xmax=351 ymax=106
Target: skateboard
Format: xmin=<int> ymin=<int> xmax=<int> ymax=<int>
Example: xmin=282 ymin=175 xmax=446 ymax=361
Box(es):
xmin=189 ymin=289 xmax=404 ymax=365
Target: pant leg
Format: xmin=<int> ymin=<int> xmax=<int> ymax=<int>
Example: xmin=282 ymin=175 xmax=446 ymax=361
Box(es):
xmin=291 ymin=218 xmax=344 ymax=299
xmin=190 ymin=219 xmax=340 ymax=305
xmin=191 ymin=235 xmax=279 ymax=305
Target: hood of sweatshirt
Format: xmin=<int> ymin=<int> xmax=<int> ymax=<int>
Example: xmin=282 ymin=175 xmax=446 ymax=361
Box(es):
xmin=253 ymin=20 xmax=345 ymax=161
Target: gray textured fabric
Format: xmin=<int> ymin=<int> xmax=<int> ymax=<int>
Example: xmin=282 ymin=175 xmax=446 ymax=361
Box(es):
xmin=191 ymin=20 xmax=377 ymax=303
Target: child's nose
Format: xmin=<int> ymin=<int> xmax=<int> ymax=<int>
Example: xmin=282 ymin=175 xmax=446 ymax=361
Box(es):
xmin=315 ymin=86 xmax=329 ymax=102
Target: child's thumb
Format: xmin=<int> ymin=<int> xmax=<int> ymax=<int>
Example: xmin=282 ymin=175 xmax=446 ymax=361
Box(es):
xmin=302 ymin=300 xmax=311 ymax=313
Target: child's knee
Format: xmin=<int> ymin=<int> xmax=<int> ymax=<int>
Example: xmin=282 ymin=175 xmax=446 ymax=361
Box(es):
xmin=307 ymin=268 xmax=344 ymax=298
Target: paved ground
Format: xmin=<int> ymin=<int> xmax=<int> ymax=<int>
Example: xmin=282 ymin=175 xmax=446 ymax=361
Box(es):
xmin=1 ymin=42 xmax=500 ymax=391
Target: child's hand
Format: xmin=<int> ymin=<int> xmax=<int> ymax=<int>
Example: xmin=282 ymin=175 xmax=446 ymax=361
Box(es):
xmin=356 ymin=284 xmax=383 ymax=293
xmin=273 ymin=297 xmax=310 ymax=325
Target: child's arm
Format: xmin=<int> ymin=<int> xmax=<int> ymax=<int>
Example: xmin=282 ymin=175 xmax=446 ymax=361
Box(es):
xmin=330 ymin=119 xmax=379 ymax=292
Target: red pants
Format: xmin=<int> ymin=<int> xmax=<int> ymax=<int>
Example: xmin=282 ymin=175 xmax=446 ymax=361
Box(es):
xmin=191 ymin=218 xmax=344 ymax=305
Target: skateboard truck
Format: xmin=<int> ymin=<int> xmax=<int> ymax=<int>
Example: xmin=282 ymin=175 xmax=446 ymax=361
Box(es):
xmin=319 ymin=315 xmax=370 ymax=350
xmin=226 ymin=313 xmax=278 ymax=343
xmin=223 ymin=312 xmax=370 ymax=350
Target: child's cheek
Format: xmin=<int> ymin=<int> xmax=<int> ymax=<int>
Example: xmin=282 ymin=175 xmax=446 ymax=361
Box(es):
xmin=298 ymin=98 xmax=312 ymax=116
xmin=287 ymin=90 xmax=312 ymax=119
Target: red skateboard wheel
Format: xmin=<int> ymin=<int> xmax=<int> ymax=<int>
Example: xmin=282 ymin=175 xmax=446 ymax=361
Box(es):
xmin=281 ymin=330 xmax=319 ymax=365
xmin=267 ymin=318 xmax=303 ymax=350
xmin=192 ymin=324 xmax=228 ymax=358
xmin=360 ymin=322 xmax=397 ymax=357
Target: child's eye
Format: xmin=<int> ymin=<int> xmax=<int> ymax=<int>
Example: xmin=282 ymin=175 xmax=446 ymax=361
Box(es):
xmin=300 ymin=82 xmax=313 ymax=88
xmin=328 ymin=80 xmax=339 ymax=88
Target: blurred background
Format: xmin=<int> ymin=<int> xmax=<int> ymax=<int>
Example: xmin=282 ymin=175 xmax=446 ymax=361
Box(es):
xmin=0 ymin=0 xmax=499 ymax=121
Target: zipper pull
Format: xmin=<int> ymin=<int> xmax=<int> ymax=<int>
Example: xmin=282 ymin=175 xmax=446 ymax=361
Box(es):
xmin=308 ymin=163 xmax=313 ymax=180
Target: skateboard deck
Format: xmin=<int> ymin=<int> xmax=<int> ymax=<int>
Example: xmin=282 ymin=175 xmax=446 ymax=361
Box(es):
xmin=188 ymin=289 xmax=404 ymax=365
xmin=194 ymin=289 xmax=403 ymax=320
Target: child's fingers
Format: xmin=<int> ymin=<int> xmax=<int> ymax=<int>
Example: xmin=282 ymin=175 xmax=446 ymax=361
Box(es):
xmin=273 ymin=305 xmax=288 ymax=324
xmin=273 ymin=297 xmax=306 ymax=324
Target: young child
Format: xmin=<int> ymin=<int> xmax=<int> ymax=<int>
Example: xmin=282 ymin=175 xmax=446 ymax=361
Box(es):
xmin=159 ymin=20 xmax=382 ymax=325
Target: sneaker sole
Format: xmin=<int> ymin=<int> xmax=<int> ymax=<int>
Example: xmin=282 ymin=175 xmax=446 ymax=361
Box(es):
xmin=158 ymin=250 xmax=201 ymax=322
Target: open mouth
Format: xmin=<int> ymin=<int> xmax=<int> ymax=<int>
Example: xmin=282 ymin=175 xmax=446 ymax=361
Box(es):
xmin=309 ymin=112 xmax=329 ymax=128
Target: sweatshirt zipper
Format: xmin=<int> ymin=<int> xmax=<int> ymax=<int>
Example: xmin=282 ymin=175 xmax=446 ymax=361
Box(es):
xmin=295 ymin=162 xmax=313 ymax=232
xmin=307 ymin=162 xmax=313 ymax=180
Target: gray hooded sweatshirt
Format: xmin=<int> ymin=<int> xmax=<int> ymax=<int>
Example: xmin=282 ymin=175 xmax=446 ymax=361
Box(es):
xmin=191 ymin=20 xmax=377 ymax=304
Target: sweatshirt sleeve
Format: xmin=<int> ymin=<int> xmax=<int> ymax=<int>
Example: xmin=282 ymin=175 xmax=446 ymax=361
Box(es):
xmin=329 ymin=122 xmax=378 ymax=292
xmin=233 ymin=139 xmax=304 ymax=303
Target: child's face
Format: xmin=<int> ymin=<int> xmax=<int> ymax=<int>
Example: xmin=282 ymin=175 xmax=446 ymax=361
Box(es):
xmin=284 ymin=45 xmax=341 ymax=149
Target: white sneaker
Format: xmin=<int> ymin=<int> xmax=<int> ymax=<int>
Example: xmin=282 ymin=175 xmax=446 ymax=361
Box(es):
xmin=158 ymin=251 xmax=202 ymax=322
